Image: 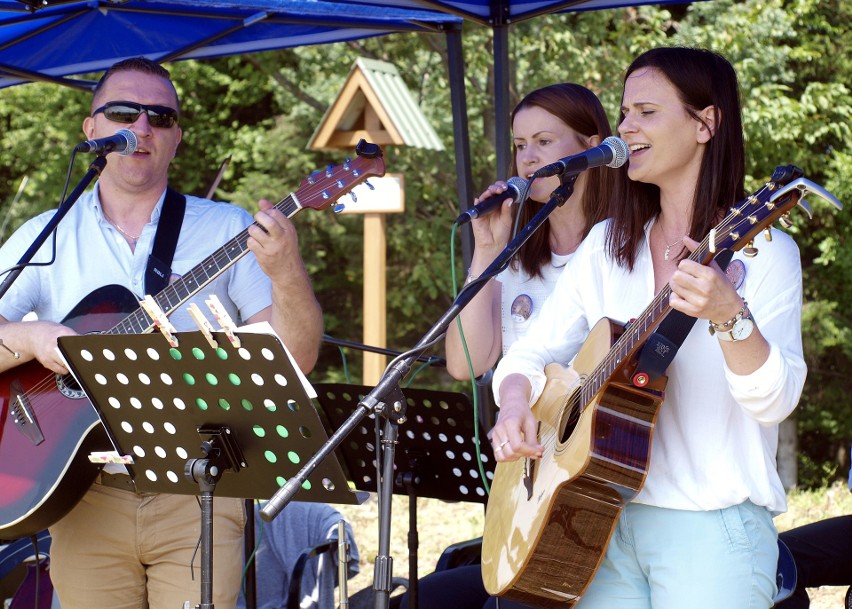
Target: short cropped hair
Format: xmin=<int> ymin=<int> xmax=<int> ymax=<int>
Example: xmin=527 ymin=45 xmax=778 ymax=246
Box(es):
xmin=91 ymin=57 xmax=179 ymax=113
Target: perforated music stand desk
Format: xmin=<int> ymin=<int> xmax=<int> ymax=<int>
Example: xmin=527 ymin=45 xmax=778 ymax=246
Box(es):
xmin=57 ymin=330 xmax=362 ymax=505
xmin=314 ymin=382 xmax=494 ymax=606
xmin=314 ymin=383 xmax=495 ymax=505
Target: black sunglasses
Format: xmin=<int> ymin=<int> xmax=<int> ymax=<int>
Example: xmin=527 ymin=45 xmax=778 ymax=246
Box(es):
xmin=93 ymin=101 xmax=179 ymax=129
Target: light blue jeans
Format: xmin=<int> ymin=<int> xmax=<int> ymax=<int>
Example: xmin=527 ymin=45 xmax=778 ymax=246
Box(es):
xmin=575 ymin=501 xmax=778 ymax=609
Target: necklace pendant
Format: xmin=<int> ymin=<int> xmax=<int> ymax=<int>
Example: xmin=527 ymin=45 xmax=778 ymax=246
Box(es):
xmin=664 ymin=245 xmax=671 ymax=261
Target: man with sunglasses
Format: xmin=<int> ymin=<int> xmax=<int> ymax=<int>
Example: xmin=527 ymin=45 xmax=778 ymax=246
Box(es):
xmin=0 ymin=57 xmax=323 ymax=609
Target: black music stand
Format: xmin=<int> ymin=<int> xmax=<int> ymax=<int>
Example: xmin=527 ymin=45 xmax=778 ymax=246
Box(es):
xmin=57 ymin=329 xmax=364 ymax=609
xmin=314 ymin=383 xmax=495 ymax=608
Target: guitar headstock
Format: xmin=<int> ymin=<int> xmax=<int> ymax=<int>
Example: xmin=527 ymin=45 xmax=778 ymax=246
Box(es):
xmin=295 ymin=140 xmax=386 ymax=212
xmin=695 ymin=165 xmax=842 ymax=262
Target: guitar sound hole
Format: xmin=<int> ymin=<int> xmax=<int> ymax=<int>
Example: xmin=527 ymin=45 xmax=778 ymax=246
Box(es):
xmin=559 ymin=393 xmax=582 ymax=443
xmin=56 ymin=373 xmax=86 ymax=399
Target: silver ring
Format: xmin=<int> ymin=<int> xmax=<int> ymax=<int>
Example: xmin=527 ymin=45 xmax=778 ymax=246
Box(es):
xmin=495 ymin=440 xmax=509 ymax=451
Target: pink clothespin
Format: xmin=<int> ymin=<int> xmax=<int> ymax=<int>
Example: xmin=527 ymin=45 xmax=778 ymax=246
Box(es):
xmin=205 ymin=295 xmax=241 ymax=348
xmin=140 ymin=295 xmax=179 ymax=347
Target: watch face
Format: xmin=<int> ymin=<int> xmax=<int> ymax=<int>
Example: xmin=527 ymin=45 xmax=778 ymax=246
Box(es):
xmin=732 ymin=318 xmax=755 ymax=340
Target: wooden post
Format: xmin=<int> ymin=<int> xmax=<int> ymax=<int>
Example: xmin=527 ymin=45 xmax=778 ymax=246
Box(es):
xmin=307 ymin=59 xmax=440 ymax=386
xmin=363 ymin=213 xmax=387 ymax=385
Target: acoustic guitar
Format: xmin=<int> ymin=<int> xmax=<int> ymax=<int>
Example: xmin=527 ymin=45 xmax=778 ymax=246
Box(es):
xmin=481 ymin=166 xmax=841 ymax=608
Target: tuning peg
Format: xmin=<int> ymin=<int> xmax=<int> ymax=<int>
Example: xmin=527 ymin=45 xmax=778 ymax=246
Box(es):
xmin=325 ymin=165 xmax=334 ymax=178
xmin=343 ymin=157 xmax=352 ymax=170
xmin=778 ymin=213 xmax=793 ymax=228
xmin=764 ymin=228 xmax=773 ymax=242
xmin=349 ymin=191 xmax=358 ymax=203
xmin=364 ymin=180 xmax=376 ymax=191
xmin=333 ymin=203 xmax=346 ymax=214
xmin=743 ymin=240 xmax=758 ymax=257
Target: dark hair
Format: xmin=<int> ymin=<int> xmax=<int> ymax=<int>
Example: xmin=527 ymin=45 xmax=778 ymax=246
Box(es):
xmin=91 ymin=57 xmax=179 ymax=112
xmin=510 ymin=82 xmax=615 ymax=278
xmin=607 ymin=46 xmax=745 ymax=270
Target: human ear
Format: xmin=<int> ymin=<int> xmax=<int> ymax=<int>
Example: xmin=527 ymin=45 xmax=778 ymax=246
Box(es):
xmin=82 ymin=115 xmax=95 ymax=139
xmin=697 ymin=105 xmax=719 ymax=143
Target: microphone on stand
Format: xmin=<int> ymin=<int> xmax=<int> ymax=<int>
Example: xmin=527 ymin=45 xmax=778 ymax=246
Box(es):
xmin=532 ymin=136 xmax=629 ymax=178
xmin=74 ymin=129 xmax=138 ymax=156
xmin=455 ymin=176 xmax=530 ymax=225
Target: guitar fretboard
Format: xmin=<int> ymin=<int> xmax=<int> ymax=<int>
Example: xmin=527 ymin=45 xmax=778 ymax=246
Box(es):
xmin=577 ymin=183 xmax=783 ymax=409
xmin=105 ymin=194 xmax=301 ymax=336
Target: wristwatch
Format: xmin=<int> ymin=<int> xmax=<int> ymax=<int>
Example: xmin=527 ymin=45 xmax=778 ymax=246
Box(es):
xmin=711 ymin=309 xmax=755 ymax=342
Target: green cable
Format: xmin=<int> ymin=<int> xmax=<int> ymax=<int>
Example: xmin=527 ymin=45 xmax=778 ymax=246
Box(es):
xmin=450 ymin=222 xmax=491 ymax=496
xmin=337 ymin=345 xmax=352 ymax=384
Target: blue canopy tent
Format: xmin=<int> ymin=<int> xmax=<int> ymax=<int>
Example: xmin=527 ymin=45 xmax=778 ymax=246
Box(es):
xmin=0 ymin=0 xmax=699 ymax=227
xmin=0 ymin=0 xmax=460 ymax=90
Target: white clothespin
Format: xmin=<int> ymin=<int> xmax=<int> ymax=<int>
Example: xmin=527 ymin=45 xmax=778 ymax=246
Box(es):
xmin=88 ymin=451 xmax=134 ymax=465
xmin=140 ymin=295 xmax=179 ymax=347
xmin=187 ymin=302 xmax=219 ymax=349
xmin=205 ymin=294 xmax=241 ymax=348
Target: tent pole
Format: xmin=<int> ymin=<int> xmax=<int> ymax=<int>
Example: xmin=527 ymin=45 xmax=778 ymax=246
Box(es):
xmin=446 ymin=22 xmax=498 ymax=431
xmin=492 ymin=23 xmax=511 ymax=180
xmin=445 ymin=23 xmax=475 ymax=268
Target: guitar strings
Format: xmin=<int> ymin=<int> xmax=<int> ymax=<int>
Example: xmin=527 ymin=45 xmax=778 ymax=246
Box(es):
xmin=533 ymin=180 xmax=795 ymax=459
xmin=578 ymin=181 xmax=774 ymax=412
xmin=14 ymin=182 xmax=345 ymax=420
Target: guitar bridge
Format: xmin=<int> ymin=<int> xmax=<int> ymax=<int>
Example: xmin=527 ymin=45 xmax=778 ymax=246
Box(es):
xmin=10 ymin=379 xmax=45 ymax=445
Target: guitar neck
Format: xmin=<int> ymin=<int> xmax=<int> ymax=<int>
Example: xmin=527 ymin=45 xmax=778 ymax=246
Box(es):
xmin=581 ymin=288 xmax=671 ymax=405
xmin=579 ymin=224 xmax=732 ymax=406
xmin=105 ymin=194 xmax=302 ymax=336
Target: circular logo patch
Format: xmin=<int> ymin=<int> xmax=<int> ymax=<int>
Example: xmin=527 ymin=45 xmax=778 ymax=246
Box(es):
xmin=511 ymin=294 xmax=533 ymax=322
xmin=726 ymin=259 xmax=746 ymax=290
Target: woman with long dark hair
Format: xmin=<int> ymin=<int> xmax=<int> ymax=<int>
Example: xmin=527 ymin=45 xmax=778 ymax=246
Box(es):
xmin=492 ymin=47 xmax=806 ymax=609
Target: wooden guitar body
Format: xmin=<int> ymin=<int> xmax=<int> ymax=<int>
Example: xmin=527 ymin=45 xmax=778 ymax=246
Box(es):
xmin=0 ymin=286 xmax=138 ymax=540
xmin=482 ymin=318 xmax=664 ymax=608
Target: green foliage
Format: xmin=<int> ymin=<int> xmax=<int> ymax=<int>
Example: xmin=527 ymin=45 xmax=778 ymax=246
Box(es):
xmin=0 ymin=0 xmax=848 ymax=486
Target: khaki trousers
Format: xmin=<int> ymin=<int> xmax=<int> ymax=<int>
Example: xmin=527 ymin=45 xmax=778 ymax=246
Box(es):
xmin=49 ymin=478 xmax=246 ymax=609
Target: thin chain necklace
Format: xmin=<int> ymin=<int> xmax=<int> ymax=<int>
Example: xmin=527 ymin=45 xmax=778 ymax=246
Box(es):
xmin=103 ymin=209 xmax=141 ymax=242
xmin=664 ymin=237 xmax=684 ymax=261
xmin=658 ymin=223 xmax=684 ymax=261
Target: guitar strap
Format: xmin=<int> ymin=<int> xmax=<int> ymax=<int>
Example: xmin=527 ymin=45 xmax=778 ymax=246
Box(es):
xmin=144 ymin=187 xmax=186 ymax=296
xmin=632 ymin=250 xmax=735 ymax=387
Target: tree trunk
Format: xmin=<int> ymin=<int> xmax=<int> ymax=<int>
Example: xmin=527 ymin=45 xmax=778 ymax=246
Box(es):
xmin=777 ymin=416 xmax=798 ymax=491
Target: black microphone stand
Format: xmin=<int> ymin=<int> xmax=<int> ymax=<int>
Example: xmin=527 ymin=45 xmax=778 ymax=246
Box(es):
xmin=0 ymin=155 xmax=107 ymax=300
xmin=260 ymin=176 xmax=578 ymax=609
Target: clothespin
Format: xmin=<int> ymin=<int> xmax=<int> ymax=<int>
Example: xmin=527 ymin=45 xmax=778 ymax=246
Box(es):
xmin=187 ymin=302 xmax=218 ymax=349
xmin=88 ymin=451 xmax=134 ymax=465
xmin=140 ymin=295 xmax=179 ymax=347
xmin=205 ymin=294 xmax=241 ymax=348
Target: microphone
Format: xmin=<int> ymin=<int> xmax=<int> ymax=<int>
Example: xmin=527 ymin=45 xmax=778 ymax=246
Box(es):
xmin=532 ymin=136 xmax=629 ymax=178
xmin=74 ymin=128 xmax=138 ymax=156
xmin=455 ymin=176 xmax=530 ymax=225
